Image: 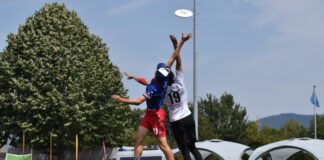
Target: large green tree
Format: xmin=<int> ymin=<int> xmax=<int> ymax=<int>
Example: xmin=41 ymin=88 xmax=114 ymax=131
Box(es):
xmin=0 ymin=51 xmax=12 ymax=146
xmin=0 ymin=3 xmax=131 ymax=155
xmin=199 ymin=93 xmax=248 ymax=142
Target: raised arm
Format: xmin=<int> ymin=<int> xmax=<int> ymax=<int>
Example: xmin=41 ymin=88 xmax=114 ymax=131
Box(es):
xmin=111 ymin=95 xmax=146 ymax=106
xmin=175 ymin=33 xmax=190 ymax=72
xmin=123 ymin=72 xmax=149 ymax=86
xmin=166 ymin=33 xmax=192 ymax=68
xmin=170 ymin=35 xmax=178 ymax=50
xmin=175 ymin=54 xmax=183 ymax=72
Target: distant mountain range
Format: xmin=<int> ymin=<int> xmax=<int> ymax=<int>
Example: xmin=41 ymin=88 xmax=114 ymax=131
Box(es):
xmin=258 ymin=113 xmax=322 ymax=129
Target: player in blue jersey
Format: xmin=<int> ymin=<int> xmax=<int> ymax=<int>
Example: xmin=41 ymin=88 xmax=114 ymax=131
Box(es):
xmin=112 ymin=64 xmax=172 ymax=160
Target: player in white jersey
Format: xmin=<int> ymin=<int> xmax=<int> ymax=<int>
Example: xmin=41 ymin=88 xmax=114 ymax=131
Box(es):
xmin=124 ymin=34 xmax=202 ymax=160
xmin=165 ymin=35 xmax=203 ymax=160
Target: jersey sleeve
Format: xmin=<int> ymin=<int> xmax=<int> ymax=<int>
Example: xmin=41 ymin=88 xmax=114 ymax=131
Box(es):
xmin=175 ymin=70 xmax=185 ymax=87
xmin=143 ymin=84 xmax=155 ymax=100
xmin=137 ymin=78 xmax=148 ymax=86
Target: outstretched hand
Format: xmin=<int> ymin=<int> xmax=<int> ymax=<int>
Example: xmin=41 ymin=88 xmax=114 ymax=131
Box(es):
xmin=111 ymin=95 xmax=121 ymax=101
xmin=123 ymin=72 xmax=133 ymax=79
xmin=181 ymin=33 xmax=192 ymax=42
xmin=170 ymin=34 xmax=178 ymax=49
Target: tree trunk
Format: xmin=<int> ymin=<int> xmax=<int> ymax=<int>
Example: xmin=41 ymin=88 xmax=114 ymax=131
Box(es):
xmin=57 ymin=136 xmax=65 ymax=160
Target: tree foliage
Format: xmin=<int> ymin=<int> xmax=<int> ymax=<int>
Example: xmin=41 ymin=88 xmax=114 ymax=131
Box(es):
xmin=199 ymin=93 xmax=248 ymax=142
xmin=0 ymin=3 xmax=131 ymax=150
xmin=244 ymin=122 xmax=283 ymax=149
xmin=197 ymin=103 xmax=218 ymax=141
xmin=309 ymin=115 xmax=324 ymax=139
xmin=280 ymin=120 xmax=308 ymax=139
xmin=244 ymin=119 xmax=310 ymax=149
xmin=244 ymin=122 xmax=264 ymax=148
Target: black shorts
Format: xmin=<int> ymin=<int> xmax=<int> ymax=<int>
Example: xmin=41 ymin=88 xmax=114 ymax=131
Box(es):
xmin=170 ymin=114 xmax=197 ymax=150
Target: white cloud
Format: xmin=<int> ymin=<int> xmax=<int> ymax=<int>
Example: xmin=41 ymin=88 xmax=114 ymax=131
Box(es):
xmin=198 ymin=0 xmax=324 ymax=118
xmin=245 ymin=0 xmax=324 ymax=47
xmin=233 ymin=0 xmax=324 ymax=117
xmin=106 ymin=0 xmax=158 ymax=16
xmin=237 ymin=0 xmax=324 ymax=78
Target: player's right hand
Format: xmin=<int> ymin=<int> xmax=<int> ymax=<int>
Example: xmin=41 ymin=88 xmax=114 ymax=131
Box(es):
xmin=123 ymin=72 xmax=133 ymax=79
xmin=111 ymin=95 xmax=121 ymax=101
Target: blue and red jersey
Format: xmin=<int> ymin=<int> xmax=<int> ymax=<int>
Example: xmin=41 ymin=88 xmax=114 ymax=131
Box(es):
xmin=143 ymin=80 xmax=168 ymax=110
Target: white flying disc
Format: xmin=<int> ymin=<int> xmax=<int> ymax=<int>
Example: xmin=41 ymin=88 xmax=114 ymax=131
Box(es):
xmin=175 ymin=9 xmax=193 ymax=18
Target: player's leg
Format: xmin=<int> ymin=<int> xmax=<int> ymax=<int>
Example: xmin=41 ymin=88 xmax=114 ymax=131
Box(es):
xmin=186 ymin=114 xmax=203 ymax=160
xmin=171 ymin=118 xmax=191 ymax=160
xmin=189 ymin=145 xmax=202 ymax=160
xmin=135 ymin=113 xmax=151 ymax=158
xmin=152 ymin=109 xmax=174 ymax=160
xmin=134 ymin=125 xmax=149 ymax=158
xmin=157 ymin=136 xmax=174 ymax=160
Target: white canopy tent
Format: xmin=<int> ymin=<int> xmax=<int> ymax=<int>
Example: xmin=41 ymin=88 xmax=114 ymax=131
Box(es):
xmin=110 ymin=139 xmax=252 ymax=160
xmin=249 ymin=138 xmax=324 ymax=160
xmin=173 ymin=139 xmax=253 ymax=160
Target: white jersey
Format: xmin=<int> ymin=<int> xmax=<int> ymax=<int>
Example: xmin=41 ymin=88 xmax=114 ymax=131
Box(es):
xmin=165 ymin=70 xmax=191 ymax=122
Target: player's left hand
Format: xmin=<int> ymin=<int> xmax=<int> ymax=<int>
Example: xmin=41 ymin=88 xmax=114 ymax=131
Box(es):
xmin=181 ymin=32 xmax=192 ymax=42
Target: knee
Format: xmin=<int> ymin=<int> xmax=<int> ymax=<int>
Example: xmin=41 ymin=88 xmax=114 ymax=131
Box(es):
xmin=159 ymin=142 xmax=170 ymax=151
xmin=134 ymin=136 xmax=144 ymax=146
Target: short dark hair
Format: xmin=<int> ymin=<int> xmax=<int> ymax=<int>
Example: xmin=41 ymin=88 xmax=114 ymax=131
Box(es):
xmin=167 ymin=70 xmax=175 ymax=86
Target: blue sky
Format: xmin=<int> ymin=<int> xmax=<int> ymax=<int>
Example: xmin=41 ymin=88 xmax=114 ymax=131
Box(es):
xmin=1 ymin=0 xmax=323 ymax=120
